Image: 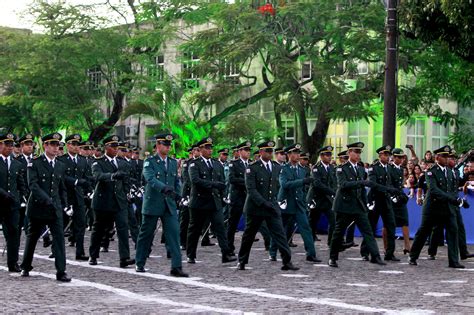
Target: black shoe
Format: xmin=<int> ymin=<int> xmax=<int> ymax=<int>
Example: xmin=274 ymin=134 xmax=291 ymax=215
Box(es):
xmin=180 ymin=245 xmax=186 ymax=251
xmin=328 ymin=259 xmax=338 ymax=267
xmin=408 ymin=258 xmax=417 ymax=266
xmin=201 ymin=241 xmax=215 ymax=247
xmin=427 ymin=255 xmax=436 ymax=260
xmin=313 ymin=235 xmax=321 ymax=242
xmin=288 ymin=242 xmax=297 ymax=248
xmin=170 ymin=267 xmax=189 ymax=277
xmin=342 ymin=242 xmax=355 ymax=250
xmin=75 ymin=255 xmax=89 ymax=261
xmin=100 ymin=247 xmax=108 ymax=253
xmin=48 ymin=253 xmax=55 ymax=259
xmin=362 ymin=255 xmax=369 ymax=261
xmin=88 ymin=258 xmax=97 ymax=265
xmin=384 ymin=255 xmax=401 ymax=262
xmin=370 ymin=256 xmax=386 ymax=266
xmin=120 ymin=259 xmax=135 ymax=268
xmin=229 ymin=251 xmax=236 ymax=256
xmin=461 ymin=253 xmax=474 ymax=260
xmin=222 ymin=254 xmax=237 ymax=263
xmin=449 ymin=262 xmax=465 ymax=269
xmin=166 ymin=251 xmax=171 ymax=259
xmin=403 ymin=248 xmax=410 ymax=255
xmin=20 ymin=270 xmax=29 ymax=277
xmin=187 ymin=257 xmax=196 ymax=264
xmin=68 ymin=242 xmax=75 ymax=247
xmin=269 ymin=255 xmax=277 ymax=262
xmin=306 ymin=256 xmax=322 ymax=263
xmin=8 ymin=264 xmax=21 ymax=272
xmin=237 ymin=262 xmax=245 ymax=270
xmin=253 ymin=238 xmax=260 ymax=242
xmin=43 ymin=237 xmax=52 ymax=248
xmin=56 ymin=273 xmax=71 ymax=282
xmin=135 ymin=266 xmax=146 ymax=273
xmin=281 ymin=262 xmax=299 ymax=271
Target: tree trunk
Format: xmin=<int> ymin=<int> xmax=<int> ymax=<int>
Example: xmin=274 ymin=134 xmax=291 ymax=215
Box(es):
xmin=88 ymin=90 xmax=125 ymax=143
xmin=308 ymin=104 xmax=331 ymax=162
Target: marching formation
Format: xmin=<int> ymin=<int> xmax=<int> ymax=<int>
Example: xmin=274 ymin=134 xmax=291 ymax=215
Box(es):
xmin=0 ymin=130 xmax=473 ymax=283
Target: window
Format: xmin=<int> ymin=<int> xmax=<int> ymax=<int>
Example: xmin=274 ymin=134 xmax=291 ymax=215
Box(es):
xmin=348 ymin=119 xmax=369 ymax=162
xmin=150 ymin=55 xmax=165 ymax=82
xmin=301 ymin=61 xmax=312 ymax=80
xmin=432 ymin=121 xmax=449 ymax=149
xmin=357 ymin=61 xmax=368 ymax=75
xmin=325 ymin=120 xmax=344 ymax=154
xmin=406 ymin=118 xmax=426 ymax=157
xmin=284 ymin=120 xmax=295 ymax=144
xmin=222 ymin=61 xmax=239 ymax=84
xmin=182 ymin=52 xmax=200 ymax=89
xmin=87 ymin=66 xmax=102 ymax=91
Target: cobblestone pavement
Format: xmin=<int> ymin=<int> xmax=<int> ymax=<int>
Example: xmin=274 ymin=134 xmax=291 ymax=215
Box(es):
xmin=1 ymin=229 xmax=474 ymax=314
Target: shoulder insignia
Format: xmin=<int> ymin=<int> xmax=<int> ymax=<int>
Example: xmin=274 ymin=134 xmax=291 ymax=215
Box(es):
xmin=313 ymin=168 xmax=318 ymax=172
xmin=368 ymin=167 xmax=373 ymax=172
xmin=183 ymin=163 xmax=187 ymax=167
xmin=27 ymin=162 xmax=33 ymax=167
xmin=427 ymin=171 xmax=432 ymax=176
xmin=92 ymin=162 xmax=98 ymax=167
xmin=246 ymin=168 xmax=251 ymax=173
xmin=337 ymin=168 xmax=342 ymax=172
xmin=144 ymin=161 xmax=150 ymax=167
xmin=229 ymin=163 xmax=233 ymax=167
xmin=190 ymin=163 xmax=195 ymax=167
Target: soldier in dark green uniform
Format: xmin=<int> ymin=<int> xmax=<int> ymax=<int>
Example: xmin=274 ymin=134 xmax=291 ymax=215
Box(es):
xmin=336 ymin=150 xmax=357 ymax=247
xmin=0 ymin=133 xmax=26 ymax=272
xmin=307 ymin=146 xmax=337 ymax=246
xmin=20 ymin=132 xmax=71 ymax=282
xmin=237 ymin=141 xmax=299 ymax=271
xmin=361 ymin=145 xmax=400 ymax=262
xmin=269 ymin=144 xmax=320 ymax=262
xmin=179 ymin=145 xmax=200 ymax=250
xmin=328 ymin=142 xmax=386 ymax=268
xmin=88 ymin=135 xmax=135 ymax=268
xmin=58 ymin=134 xmax=91 ymax=260
xmin=409 ymin=145 xmax=466 ymax=268
xmin=388 ymin=148 xmax=411 ymax=254
xmin=426 ymin=149 xmax=473 ymax=260
xmin=135 ymin=133 xmax=188 ymax=277
xmin=186 ymin=137 xmax=236 ymax=264
xmin=227 ymin=141 xmax=252 ymax=255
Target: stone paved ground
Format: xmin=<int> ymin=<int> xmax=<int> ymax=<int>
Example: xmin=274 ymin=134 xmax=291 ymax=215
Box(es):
xmin=1 ymin=229 xmax=474 ymax=314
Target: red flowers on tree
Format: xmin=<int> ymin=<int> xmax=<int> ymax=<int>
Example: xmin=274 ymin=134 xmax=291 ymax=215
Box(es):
xmin=258 ymin=2 xmax=276 ymax=16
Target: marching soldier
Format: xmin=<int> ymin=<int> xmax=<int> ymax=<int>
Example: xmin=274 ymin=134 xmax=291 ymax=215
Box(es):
xmin=57 ymin=134 xmax=90 ymax=260
xmin=328 ymin=142 xmax=386 ymax=267
xmin=227 ymin=141 xmax=252 ymax=255
xmin=231 ymin=145 xmax=240 ymax=160
xmin=388 ymin=148 xmax=411 ymax=254
xmin=336 ymin=150 xmax=356 ymax=247
xmin=269 ymin=144 xmax=320 ymax=262
xmin=135 ymin=133 xmax=188 ymax=277
xmin=88 ymin=135 xmax=135 ymax=268
xmin=253 ymin=150 xmax=260 ymax=161
xmin=0 ymin=133 xmax=25 ymax=272
xmin=361 ymin=145 xmax=400 ymax=262
xmin=20 ymin=132 xmax=71 ymax=282
xmin=186 ymin=137 xmax=236 ymax=264
xmin=409 ymin=145 xmax=467 ymax=268
xmin=426 ymin=149 xmax=474 ymax=261
xmin=307 ymin=146 xmax=337 ymax=246
xmin=131 ymin=146 xmax=144 ymax=226
xmin=237 ymin=141 xmax=299 ymax=271
xmin=16 ymin=133 xmax=36 ymax=238
xmin=179 ymin=145 xmax=200 ymax=250
xmin=274 ymin=147 xmax=286 ymax=166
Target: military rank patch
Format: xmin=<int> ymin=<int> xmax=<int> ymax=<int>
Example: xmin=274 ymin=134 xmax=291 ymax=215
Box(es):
xmin=27 ymin=162 xmax=33 ymax=167
xmin=92 ymin=162 xmax=98 ymax=167
xmin=246 ymin=168 xmax=251 ymax=173
xmin=427 ymin=172 xmax=432 ymax=176
xmin=337 ymin=168 xmax=342 ymax=172
xmin=183 ymin=163 xmax=187 ymax=167
xmin=368 ymin=168 xmax=373 ymax=172
xmin=313 ymin=169 xmax=317 ymax=172
xmin=229 ymin=163 xmax=233 ymax=167
xmin=190 ymin=163 xmax=195 ymax=167
xmin=144 ymin=161 xmax=150 ymax=167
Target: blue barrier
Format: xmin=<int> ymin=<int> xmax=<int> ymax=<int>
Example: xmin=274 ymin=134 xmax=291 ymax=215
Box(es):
xmin=237 ymin=188 xmax=474 ymax=244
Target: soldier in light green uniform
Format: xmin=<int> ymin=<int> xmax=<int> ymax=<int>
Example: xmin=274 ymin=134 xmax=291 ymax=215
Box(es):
xmin=135 ymin=133 xmax=188 ymax=277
